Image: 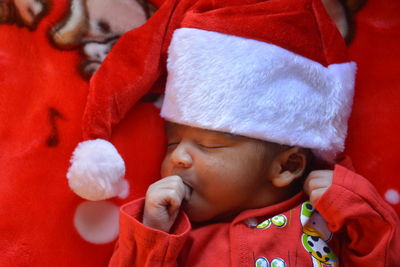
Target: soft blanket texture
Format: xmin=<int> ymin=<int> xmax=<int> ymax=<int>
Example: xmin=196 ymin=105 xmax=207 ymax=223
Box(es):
xmin=0 ymin=0 xmax=399 ymax=266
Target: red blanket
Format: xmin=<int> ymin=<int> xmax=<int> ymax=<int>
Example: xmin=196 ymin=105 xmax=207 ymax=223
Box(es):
xmin=0 ymin=0 xmax=398 ymax=266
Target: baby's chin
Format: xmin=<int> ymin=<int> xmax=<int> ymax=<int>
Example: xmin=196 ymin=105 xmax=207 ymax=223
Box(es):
xmin=182 ymin=202 xmax=212 ymax=223
xmin=183 ymin=203 xmax=239 ymax=224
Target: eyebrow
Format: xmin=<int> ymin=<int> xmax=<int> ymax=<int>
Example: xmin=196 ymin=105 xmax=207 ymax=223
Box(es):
xmin=197 ymin=128 xmax=244 ymax=142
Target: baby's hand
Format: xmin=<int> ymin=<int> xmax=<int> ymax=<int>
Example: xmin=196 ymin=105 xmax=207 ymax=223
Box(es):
xmin=143 ymin=175 xmax=191 ymax=233
xmin=303 ymin=170 xmax=333 ymax=206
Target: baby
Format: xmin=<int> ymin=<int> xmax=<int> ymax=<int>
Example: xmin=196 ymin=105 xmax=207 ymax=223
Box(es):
xmin=109 ymin=122 xmax=399 ymax=266
xmin=143 ymin=122 xmax=330 ymax=233
xmin=105 ymin=1 xmax=400 ymax=265
xmin=62 ymin=0 xmax=399 ymax=265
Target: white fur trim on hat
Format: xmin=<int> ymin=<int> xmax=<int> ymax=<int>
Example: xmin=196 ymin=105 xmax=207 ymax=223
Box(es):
xmin=161 ymin=28 xmax=356 ymax=162
xmin=67 ymin=139 xmax=129 ymax=201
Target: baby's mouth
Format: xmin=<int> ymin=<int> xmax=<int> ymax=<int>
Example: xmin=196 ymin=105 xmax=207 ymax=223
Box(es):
xmin=172 ymin=173 xmax=193 ymax=200
xmin=185 ymin=185 xmax=194 ymax=205
xmin=186 ymin=184 xmax=193 ymax=198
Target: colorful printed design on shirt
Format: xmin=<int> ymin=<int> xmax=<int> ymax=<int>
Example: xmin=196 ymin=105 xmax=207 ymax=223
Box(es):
xmin=255 ymin=257 xmax=269 ymax=267
xmin=257 ymin=214 xmax=287 ymax=229
xmin=271 ymin=258 xmax=286 ymax=267
xmin=255 ymin=257 xmax=286 ymax=267
xmin=300 ymin=201 xmax=338 ymax=267
xmin=255 ymin=257 xmax=287 ymax=267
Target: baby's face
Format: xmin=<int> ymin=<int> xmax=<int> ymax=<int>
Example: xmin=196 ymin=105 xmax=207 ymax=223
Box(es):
xmin=161 ymin=123 xmax=284 ymax=222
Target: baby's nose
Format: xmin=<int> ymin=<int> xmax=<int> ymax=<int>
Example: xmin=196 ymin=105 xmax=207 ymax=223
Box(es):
xmin=171 ymin=144 xmax=193 ymax=168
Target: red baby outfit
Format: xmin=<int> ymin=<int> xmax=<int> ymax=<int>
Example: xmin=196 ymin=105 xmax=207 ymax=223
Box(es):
xmin=109 ymin=165 xmax=400 ymax=266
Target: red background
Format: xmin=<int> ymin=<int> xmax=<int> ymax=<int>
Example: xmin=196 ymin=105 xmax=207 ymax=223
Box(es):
xmin=0 ymin=0 xmax=399 ymax=266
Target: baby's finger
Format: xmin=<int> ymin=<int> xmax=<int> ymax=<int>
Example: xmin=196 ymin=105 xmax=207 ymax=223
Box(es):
xmin=309 ymin=187 xmax=328 ymax=205
xmin=162 ymin=175 xmax=192 ymax=202
xmin=304 ymin=176 xmax=328 ymax=192
xmin=165 ymin=175 xmax=192 ymax=203
xmin=163 ymin=189 xmax=185 ymax=215
xmin=303 ymin=171 xmax=333 ymax=194
xmin=143 ymin=175 xmax=188 ymax=232
xmin=307 ymin=170 xmax=333 ymax=180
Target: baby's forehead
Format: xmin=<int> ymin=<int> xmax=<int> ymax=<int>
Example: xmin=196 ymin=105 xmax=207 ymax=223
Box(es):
xmin=165 ymin=122 xmax=240 ymax=140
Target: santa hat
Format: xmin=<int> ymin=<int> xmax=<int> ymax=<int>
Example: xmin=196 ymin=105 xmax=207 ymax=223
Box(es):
xmin=67 ymin=0 xmax=356 ymax=200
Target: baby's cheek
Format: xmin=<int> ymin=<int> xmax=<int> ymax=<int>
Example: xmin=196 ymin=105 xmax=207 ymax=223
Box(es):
xmin=160 ymin=157 xmax=171 ymax=177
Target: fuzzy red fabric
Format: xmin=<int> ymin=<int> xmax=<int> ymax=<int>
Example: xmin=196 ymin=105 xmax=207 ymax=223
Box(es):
xmin=0 ymin=0 xmax=399 ymax=266
xmin=346 ymin=0 xmax=400 ymax=216
xmin=181 ymin=0 xmax=348 ymax=66
xmin=0 ymin=1 xmax=165 ymax=266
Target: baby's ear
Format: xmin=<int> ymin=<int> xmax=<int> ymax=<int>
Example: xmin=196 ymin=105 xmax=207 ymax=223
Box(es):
xmin=269 ymin=147 xmax=307 ymax=187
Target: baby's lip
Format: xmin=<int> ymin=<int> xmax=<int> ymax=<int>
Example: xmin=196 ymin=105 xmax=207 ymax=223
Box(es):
xmin=180 ymin=180 xmax=193 ymax=201
xmin=173 ymin=173 xmax=192 ymax=187
xmin=182 ymin=179 xmax=192 ymax=188
xmin=188 ymin=184 xmax=193 ymax=195
xmin=183 ymin=181 xmax=193 ymax=194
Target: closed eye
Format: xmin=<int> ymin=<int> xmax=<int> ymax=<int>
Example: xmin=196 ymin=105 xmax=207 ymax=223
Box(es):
xmin=167 ymin=142 xmax=179 ymax=147
xmin=198 ymin=144 xmax=226 ymax=149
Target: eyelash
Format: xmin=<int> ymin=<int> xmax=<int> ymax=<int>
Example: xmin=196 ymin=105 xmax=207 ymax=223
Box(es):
xmin=198 ymin=144 xmax=225 ymax=149
xmin=166 ymin=142 xmax=224 ymax=149
xmin=167 ymin=142 xmax=179 ymax=147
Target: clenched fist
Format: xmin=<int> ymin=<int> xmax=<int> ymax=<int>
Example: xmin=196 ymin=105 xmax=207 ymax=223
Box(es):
xmin=143 ymin=175 xmax=192 ymax=233
xmin=303 ymin=170 xmax=333 ymax=206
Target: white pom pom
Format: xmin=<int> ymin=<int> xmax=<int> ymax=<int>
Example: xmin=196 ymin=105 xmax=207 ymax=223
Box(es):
xmin=67 ymin=139 xmax=129 ymax=201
